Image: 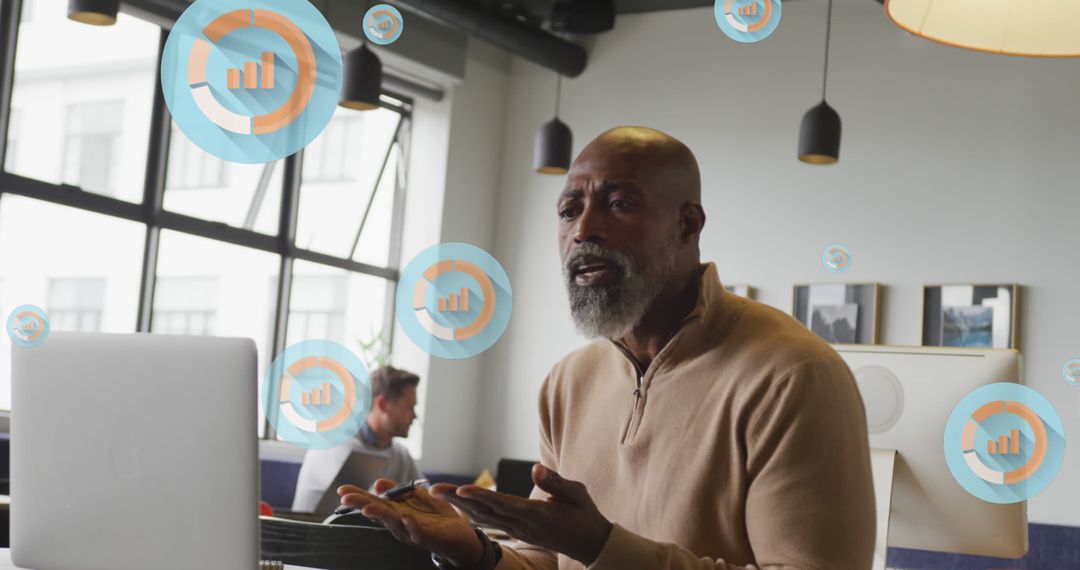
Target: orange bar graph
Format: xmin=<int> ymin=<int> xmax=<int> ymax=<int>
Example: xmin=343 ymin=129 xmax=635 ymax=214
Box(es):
xmin=439 ymin=298 xmax=447 ymax=311
xmin=999 ymin=435 xmax=1008 ymax=454
xmin=449 ymin=294 xmax=458 ymax=311
xmin=988 ymin=439 xmax=997 ymax=454
xmin=244 ymin=61 xmax=258 ymax=88
xmin=261 ymin=51 xmax=275 ymax=88
xmin=227 ymin=68 xmax=241 ymax=89
xmin=1010 ymin=429 xmax=1020 ymax=454
xmin=322 ymin=382 xmax=331 ymax=405
xmin=302 ymin=391 xmax=310 ymax=406
xmin=460 ymin=288 xmax=469 ymax=311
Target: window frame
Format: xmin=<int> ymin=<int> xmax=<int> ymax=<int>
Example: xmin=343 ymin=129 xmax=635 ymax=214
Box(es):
xmin=0 ymin=0 xmax=414 ymax=438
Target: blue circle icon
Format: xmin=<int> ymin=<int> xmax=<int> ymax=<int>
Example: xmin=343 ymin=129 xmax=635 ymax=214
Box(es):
xmin=7 ymin=305 xmax=49 ymax=348
xmin=1063 ymin=359 xmax=1080 ymax=386
xmin=364 ymin=4 xmax=404 ymax=45
xmin=943 ymin=382 xmax=1065 ymax=504
xmin=161 ymin=0 xmax=343 ymax=164
xmin=262 ymin=340 xmax=372 ymax=450
xmin=821 ymin=243 xmax=852 ymax=273
xmin=715 ymin=0 xmax=782 ymax=43
xmin=396 ymin=243 xmax=512 ymax=359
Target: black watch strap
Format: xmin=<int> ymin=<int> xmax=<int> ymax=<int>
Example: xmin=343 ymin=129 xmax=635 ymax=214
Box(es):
xmin=431 ymin=528 xmax=503 ymax=570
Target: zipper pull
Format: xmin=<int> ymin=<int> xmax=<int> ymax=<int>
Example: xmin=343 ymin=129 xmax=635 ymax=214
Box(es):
xmin=633 ymin=387 xmax=641 ymax=398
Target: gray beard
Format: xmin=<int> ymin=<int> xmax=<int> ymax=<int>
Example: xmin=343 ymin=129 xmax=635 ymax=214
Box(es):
xmin=563 ymin=241 xmax=677 ymax=340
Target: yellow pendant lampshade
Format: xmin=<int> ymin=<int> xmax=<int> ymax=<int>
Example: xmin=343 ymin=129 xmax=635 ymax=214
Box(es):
xmin=885 ymin=0 xmax=1080 ymax=56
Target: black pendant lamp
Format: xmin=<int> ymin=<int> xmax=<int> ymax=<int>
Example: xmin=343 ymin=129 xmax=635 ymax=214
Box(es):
xmin=68 ymin=0 xmax=120 ymax=26
xmin=340 ymin=44 xmax=383 ymax=111
xmin=798 ymin=0 xmax=841 ymax=165
xmin=534 ymin=75 xmax=573 ymax=175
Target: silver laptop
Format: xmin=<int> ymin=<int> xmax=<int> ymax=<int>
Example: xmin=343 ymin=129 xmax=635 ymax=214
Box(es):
xmin=11 ymin=332 xmax=259 ymax=570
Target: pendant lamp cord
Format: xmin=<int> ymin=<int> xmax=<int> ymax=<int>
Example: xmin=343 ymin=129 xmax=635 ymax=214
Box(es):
xmin=555 ymin=74 xmax=562 ymax=118
xmin=821 ymin=0 xmax=833 ymax=101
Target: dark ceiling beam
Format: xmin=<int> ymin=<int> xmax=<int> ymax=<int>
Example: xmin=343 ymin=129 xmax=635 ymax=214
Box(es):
xmin=390 ymin=0 xmax=588 ymax=77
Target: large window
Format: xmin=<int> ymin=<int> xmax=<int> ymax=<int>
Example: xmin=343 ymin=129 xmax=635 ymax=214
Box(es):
xmin=48 ymin=277 xmax=107 ymax=332
xmin=0 ymin=1 xmax=413 ymax=431
xmin=63 ymin=101 xmax=124 ymax=196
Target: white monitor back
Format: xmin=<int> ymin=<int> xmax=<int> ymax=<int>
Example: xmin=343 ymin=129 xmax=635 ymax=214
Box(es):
xmin=11 ymin=332 xmax=259 ymax=570
xmin=835 ymin=344 xmax=1027 ymax=558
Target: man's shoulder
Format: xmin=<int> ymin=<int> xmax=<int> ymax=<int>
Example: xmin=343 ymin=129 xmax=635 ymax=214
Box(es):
xmin=703 ymin=295 xmax=848 ymax=382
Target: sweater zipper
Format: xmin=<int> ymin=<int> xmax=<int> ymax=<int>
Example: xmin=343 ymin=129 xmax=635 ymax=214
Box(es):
xmin=614 ymin=342 xmax=647 ymax=444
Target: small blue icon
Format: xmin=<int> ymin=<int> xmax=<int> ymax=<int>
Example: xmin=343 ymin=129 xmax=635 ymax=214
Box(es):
xmin=161 ymin=0 xmax=343 ymax=164
xmin=7 ymin=305 xmax=49 ymax=348
xmin=396 ymin=243 xmax=512 ymax=360
xmin=364 ymin=4 xmax=404 ymax=45
xmin=262 ymin=340 xmax=372 ymax=450
xmin=1062 ymin=358 xmax=1080 ymax=386
xmin=943 ymin=382 xmax=1065 ymax=504
xmin=714 ymin=0 xmax=782 ymax=43
xmin=821 ymin=243 xmax=852 ymax=273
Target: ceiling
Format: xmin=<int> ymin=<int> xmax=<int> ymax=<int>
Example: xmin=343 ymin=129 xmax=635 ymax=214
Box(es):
xmin=464 ymin=0 xmax=716 ymax=27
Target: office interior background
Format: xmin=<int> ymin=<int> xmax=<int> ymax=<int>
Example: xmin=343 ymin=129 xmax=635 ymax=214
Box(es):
xmin=1 ymin=0 xmax=1079 ymax=564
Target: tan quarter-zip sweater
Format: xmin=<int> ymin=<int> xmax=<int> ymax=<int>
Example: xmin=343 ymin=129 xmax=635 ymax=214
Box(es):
xmin=498 ymin=263 xmax=876 ymax=570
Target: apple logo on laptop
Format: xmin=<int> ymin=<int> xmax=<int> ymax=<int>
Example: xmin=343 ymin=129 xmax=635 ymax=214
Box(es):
xmin=109 ymin=436 xmax=142 ymax=480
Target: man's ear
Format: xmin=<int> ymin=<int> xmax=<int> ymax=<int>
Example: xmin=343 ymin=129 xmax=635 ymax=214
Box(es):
xmin=374 ymin=394 xmax=389 ymax=413
xmin=679 ymin=203 xmax=706 ymax=242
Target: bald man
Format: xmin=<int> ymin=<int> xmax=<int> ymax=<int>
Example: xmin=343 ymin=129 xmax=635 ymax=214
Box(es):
xmin=341 ymin=127 xmax=876 ymax=570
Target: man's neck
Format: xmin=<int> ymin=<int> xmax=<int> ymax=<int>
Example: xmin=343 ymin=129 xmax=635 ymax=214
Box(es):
xmin=364 ymin=418 xmax=392 ymax=448
xmin=617 ymin=265 xmax=702 ymax=373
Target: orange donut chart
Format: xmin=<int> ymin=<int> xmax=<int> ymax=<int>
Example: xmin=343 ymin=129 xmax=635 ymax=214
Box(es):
xmin=368 ymin=8 xmax=399 ymax=40
xmin=276 ymin=356 xmax=356 ymax=434
xmin=411 ymin=259 xmax=496 ymax=341
xmin=723 ymin=0 xmax=773 ymax=33
xmin=960 ymin=400 xmax=1048 ymax=485
xmin=186 ymin=8 xmax=317 ymax=135
xmin=14 ymin=311 xmax=44 ymax=342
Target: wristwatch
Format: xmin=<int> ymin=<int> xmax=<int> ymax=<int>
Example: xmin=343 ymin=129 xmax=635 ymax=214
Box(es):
xmin=431 ymin=528 xmax=503 ymax=570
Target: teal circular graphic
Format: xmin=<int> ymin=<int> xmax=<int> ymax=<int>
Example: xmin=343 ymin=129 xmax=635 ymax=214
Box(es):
xmin=7 ymin=305 xmax=49 ymax=348
xmin=1063 ymin=359 xmax=1080 ymax=386
xmin=262 ymin=340 xmax=372 ymax=450
xmin=161 ymin=0 xmax=343 ymax=164
xmin=396 ymin=243 xmax=512 ymax=359
xmin=943 ymin=382 xmax=1065 ymax=504
xmin=364 ymin=4 xmax=404 ymax=45
xmin=821 ymin=243 xmax=852 ymax=273
xmin=714 ymin=0 xmax=782 ymax=43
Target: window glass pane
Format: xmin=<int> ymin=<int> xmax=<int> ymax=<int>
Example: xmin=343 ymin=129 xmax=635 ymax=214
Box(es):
xmin=296 ymin=107 xmax=401 ymax=260
xmin=0 ymin=195 xmax=145 ymax=409
xmin=7 ymin=5 xmax=158 ymax=202
xmin=288 ymin=260 xmax=388 ymax=366
xmin=4 ymin=108 xmax=18 ymax=172
xmin=351 ymin=148 xmax=397 ymax=268
xmin=163 ymin=123 xmax=281 ymax=235
xmin=152 ymin=231 xmax=279 ymax=435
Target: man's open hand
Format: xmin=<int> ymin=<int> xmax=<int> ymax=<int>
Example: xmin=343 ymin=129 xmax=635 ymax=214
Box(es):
xmin=337 ymin=479 xmax=484 ymax=567
xmin=430 ymin=464 xmax=613 ymax=566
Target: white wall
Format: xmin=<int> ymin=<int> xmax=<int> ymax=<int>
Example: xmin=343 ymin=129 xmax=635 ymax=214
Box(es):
xmin=403 ymin=37 xmax=511 ymax=474
xmin=476 ymin=0 xmax=1080 ymax=526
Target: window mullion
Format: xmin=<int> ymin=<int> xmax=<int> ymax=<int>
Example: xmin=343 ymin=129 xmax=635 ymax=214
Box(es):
xmin=0 ymin=0 xmax=23 ymax=177
xmin=136 ymin=29 xmax=171 ymax=332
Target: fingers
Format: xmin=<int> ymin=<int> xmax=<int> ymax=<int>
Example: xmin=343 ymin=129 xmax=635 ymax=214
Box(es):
xmin=339 ymin=488 xmax=385 ymax=510
xmin=531 ymin=465 xmax=587 ymax=503
xmin=429 ymin=483 xmax=459 ymax=499
xmin=337 ymin=484 xmax=365 ymax=496
xmin=361 ymin=505 xmax=413 ymax=544
xmin=372 ymin=479 xmax=399 ymax=494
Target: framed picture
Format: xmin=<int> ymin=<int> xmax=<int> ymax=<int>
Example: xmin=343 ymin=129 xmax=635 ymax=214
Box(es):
xmin=922 ymin=284 xmax=1019 ymax=349
xmin=724 ymin=284 xmax=753 ymax=298
xmin=793 ymin=283 xmax=880 ymax=345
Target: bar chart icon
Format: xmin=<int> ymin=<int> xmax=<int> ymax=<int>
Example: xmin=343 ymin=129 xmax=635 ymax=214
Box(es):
xmin=300 ymin=381 xmax=332 ymax=406
xmin=738 ymin=2 xmax=758 ymax=16
xmin=987 ymin=429 xmax=1022 ymax=455
xmin=437 ymin=287 xmax=471 ymax=313
xmin=226 ymin=51 xmax=276 ymax=90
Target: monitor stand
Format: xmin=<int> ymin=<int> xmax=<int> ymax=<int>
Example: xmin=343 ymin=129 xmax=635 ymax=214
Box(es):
xmin=870 ymin=448 xmax=897 ymax=570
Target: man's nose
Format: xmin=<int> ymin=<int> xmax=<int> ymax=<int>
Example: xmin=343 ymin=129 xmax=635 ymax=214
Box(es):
xmin=572 ymin=202 xmax=607 ymax=244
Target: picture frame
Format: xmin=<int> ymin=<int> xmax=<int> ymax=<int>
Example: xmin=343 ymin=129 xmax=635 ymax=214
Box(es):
xmin=792 ymin=283 xmax=880 ymax=345
xmin=724 ymin=284 xmax=753 ymax=299
xmin=922 ymin=284 xmax=1019 ymax=349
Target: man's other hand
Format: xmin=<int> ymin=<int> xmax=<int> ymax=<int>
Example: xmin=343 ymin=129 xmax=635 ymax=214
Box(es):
xmin=430 ymin=464 xmax=613 ymax=565
xmin=337 ymin=479 xmax=484 ymax=567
